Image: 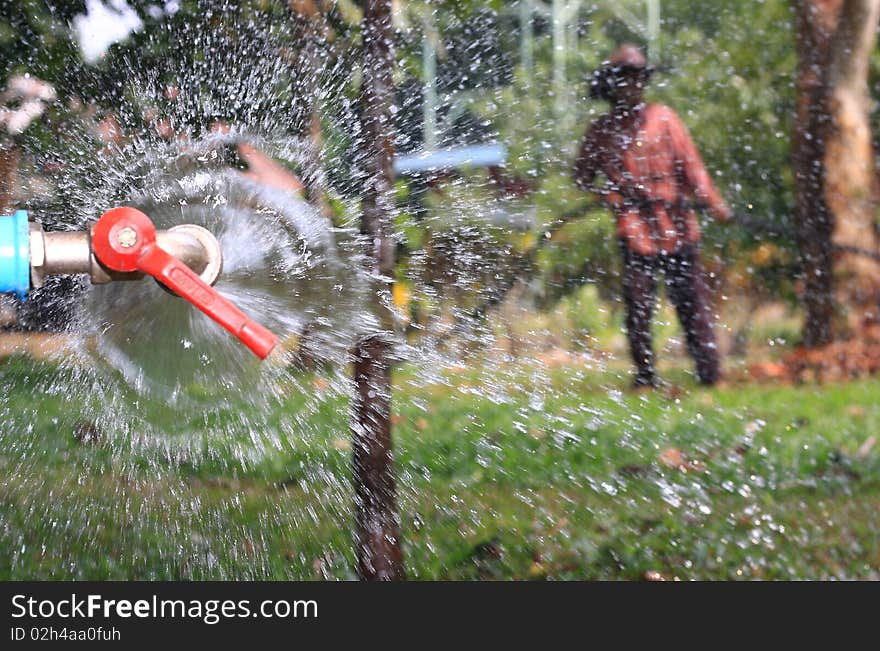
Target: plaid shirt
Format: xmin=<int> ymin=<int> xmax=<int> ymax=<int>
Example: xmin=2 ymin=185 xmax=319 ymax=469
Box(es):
xmin=574 ymin=103 xmax=728 ymax=256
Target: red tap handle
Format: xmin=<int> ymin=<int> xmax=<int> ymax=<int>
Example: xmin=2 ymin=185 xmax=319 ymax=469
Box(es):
xmin=92 ymin=207 xmax=278 ymax=359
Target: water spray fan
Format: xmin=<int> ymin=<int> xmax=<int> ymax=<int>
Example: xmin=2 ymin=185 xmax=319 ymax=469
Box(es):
xmin=0 ymin=208 xmax=278 ymax=359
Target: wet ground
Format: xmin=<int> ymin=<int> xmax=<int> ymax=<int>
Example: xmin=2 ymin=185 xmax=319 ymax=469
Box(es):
xmin=1 ymin=352 xmax=877 ymax=580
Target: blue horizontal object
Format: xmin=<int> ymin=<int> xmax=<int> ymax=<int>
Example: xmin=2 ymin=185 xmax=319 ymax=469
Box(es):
xmin=0 ymin=210 xmax=30 ymax=299
xmin=394 ymin=143 xmax=507 ymax=174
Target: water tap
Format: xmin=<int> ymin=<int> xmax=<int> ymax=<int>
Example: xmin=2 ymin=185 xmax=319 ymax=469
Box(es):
xmin=0 ymin=208 xmax=277 ymax=359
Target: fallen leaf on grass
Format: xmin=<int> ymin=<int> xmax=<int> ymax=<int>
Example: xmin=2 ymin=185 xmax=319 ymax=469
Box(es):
xmin=747 ymin=361 xmax=788 ymax=381
xmin=857 ymin=436 xmax=877 ymax=460
xmin=659 ymin=447 xmax=686 ymax=469
xmin=658 ymin=447 xmax=705 ymax=473
xmin=846 ymin=405 xmax=866 ymax=419
xmin=662 ymin=384 xmax=685 ymax=400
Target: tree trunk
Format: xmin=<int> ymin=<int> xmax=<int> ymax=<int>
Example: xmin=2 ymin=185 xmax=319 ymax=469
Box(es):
xmin=0 ymin=144 xmax=19 ymax=212
xmin=791 ymin=0 xmax=840 ymax=347
xmin=791 ymin=0 xmax=880 ymax=347
xmin=825 ymin=0 xmax=880 ymax=328
xmin=351 ymin=0 xmax=405 ymax=581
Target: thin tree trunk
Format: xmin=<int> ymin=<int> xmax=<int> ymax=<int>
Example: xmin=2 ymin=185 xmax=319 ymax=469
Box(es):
xmin=824 ymin=0 xmax=880 ymax=327
xmin=351 ymin=0 xmax=405 ymax=581
xmin=791 ymin=0 xmax=841 ymax=347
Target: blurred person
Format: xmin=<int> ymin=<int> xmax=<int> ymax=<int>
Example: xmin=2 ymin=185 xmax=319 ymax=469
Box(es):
xmin=573 ymin=44 xmax=732 ymax=388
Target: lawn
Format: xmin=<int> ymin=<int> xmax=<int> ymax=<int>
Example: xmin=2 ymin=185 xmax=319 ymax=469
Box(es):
xmin=0 ymin=352 xmax=878 ymax=580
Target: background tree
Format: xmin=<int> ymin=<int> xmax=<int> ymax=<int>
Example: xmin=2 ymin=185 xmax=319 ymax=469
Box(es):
xmin=791 ymin=0 xmax=880 ymax=347
xmin=352 ymin=0 xmax=405 ymax=580
xmin=825 ymin=0 xmax=880 ymax=331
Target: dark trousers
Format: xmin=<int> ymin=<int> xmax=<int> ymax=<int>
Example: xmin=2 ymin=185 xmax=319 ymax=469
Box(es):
xmin=621 ymin=242 xmax=720 ymax=385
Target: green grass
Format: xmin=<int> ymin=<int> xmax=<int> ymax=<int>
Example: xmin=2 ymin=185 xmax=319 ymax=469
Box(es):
xmin=0 ymin=354 xmax=878 ymax=580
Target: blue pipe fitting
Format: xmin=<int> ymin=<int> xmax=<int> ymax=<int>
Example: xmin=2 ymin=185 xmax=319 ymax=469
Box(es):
xmin=0 ymin=210 xmax=30 ymax=299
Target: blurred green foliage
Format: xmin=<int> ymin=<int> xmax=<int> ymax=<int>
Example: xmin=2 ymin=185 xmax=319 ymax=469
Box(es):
xmin=0 ymin=1 xmax=84 ymax=84
xmin=0 ymin=0 xmax=856 ymax=319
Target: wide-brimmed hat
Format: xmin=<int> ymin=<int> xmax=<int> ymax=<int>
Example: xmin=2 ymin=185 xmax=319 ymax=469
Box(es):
xmin=589 ymin=43 xmax=654 ymax=100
